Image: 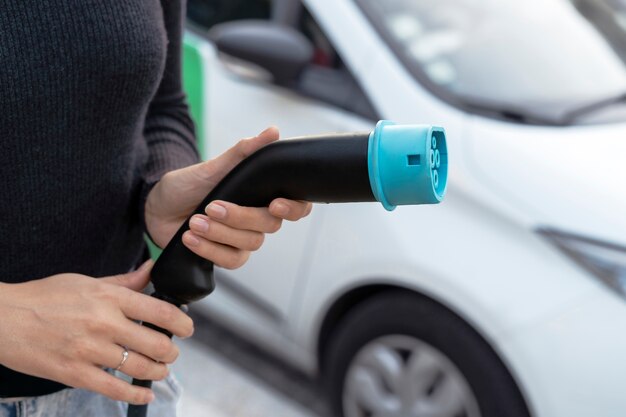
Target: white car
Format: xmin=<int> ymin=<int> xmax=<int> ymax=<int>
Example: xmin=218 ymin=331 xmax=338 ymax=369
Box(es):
xmin=180 ymin=0 xmax=626 ymax=416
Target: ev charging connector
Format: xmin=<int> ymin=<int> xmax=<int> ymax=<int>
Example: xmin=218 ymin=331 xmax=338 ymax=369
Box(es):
xmin=127 ymin=120 xmax=448 ymax=417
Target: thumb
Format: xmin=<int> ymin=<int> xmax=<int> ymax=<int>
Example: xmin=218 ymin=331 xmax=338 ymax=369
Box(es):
xmin=151 ymin=126 xmax=280 ymax=207
xmin=101 ymin=260 xmax=153 ymax=292
xmin=200 ymin=126 xmax=280 ymax=183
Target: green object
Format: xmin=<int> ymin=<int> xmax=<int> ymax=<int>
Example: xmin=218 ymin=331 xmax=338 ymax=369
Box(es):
xmin=146 ymin=237 xmax=162 ymax=260
xmin=147 ymin=32 xmax=209 ymax=259
xmin=182 ymin=32 xmax=207 ymax=154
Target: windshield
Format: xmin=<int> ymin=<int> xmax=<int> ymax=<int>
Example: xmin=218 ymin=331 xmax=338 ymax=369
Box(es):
xmin=357 ymin=0 xmax=626 ymax=124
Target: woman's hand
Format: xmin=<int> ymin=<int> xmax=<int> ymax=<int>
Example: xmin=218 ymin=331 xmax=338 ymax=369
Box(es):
xmin=144 ymin=127 xmax=313 ymax=268
xmin=0 ymin=261 xmax=192 ymax=404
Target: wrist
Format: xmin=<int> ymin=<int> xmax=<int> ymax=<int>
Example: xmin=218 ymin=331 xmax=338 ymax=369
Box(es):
xmin=143 ymin=178 xmax=164 ymax=243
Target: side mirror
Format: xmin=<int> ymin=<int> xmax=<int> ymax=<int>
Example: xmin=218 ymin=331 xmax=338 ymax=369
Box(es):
xmin=209 ymin=20 xmax=314 ymax=85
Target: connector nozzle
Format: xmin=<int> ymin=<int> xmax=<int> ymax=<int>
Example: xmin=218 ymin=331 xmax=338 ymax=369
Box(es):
xmin=368 ymin=120 xmax=448 ymax=211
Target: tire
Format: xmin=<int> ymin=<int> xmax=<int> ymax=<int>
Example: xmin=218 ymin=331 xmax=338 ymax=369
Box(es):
xmin=322 ymin=290 xmax=531 ymax=417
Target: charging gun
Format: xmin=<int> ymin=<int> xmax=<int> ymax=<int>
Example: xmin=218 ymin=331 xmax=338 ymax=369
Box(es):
xmin=127 ymin=120 xmax=448 ymax=417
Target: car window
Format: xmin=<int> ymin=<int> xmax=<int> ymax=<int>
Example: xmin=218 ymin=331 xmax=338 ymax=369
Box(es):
xmin=298 ymin=8 xmax=341 ymax=69
xmin=187 ymin=0 xmax=272 ymax=30
xmin=186 ymin=0 xmax=377 ymax=120
xmin=357 ymin=0 xmax=626 ymax=124
xmin=296 ymin=7 xmax=378 ymax=120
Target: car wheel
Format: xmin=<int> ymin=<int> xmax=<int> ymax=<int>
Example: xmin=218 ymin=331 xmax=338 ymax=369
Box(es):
xmin=323 ymin=290 xmax=531 ymax=417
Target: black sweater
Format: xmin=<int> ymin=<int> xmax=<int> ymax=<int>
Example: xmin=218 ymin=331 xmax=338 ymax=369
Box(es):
xmin=0 ymin=0 xmax=200 ymax=397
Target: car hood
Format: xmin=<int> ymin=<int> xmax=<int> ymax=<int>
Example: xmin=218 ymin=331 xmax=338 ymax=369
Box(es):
xmin=463 ymin=117 xmax=626 ymax=246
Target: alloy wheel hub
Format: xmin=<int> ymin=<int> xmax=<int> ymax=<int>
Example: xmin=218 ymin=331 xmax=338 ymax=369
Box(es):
xmin=343 ymin=335 xmax=481 ymax=417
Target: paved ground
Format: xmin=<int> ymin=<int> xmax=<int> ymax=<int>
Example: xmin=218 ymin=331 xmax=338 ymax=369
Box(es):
xmin=172 ymin=309 xmax=330 ymax=417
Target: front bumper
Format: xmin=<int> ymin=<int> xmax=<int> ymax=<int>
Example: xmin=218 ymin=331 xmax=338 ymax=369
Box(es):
xmin=500 ymin=287 xmax=626 ymax=417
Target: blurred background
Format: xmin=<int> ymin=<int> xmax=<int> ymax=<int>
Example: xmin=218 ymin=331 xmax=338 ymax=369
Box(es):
xmin=171 ymin=0 xmax=626 ymax=416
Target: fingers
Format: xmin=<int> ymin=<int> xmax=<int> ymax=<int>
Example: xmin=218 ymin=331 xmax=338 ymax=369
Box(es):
xmin=203 ymin=200 xmax=312 ymax=231
xmin=189 ymin=215 xmax=265 ymax=251
xmin=60 ymin=336 xmax=160 ymax=403
xmin=186 ymin=200 xmax=313 ymax=254
xmin=181 ymin=199 xmax=313 ymax=268
xmin=182 ymin=201 xmax=280 ymax=269
xmin=201 ymin=127 xmax=279 ymax=185
xmin=74 ymin=366 xmax=155 ymax=405
xmin=205 ymin=201 xmax=282 ymax=233
xmin=102 ymin=345 xmax=169 ymax=382
xmin=126 ymin=326 xmax=179 ymax=365
xmin=182 ymin=231 xmax=251 ymax=269
xmin=101 ymin=260 xmax=153 ymax=291
xmin=269 ymin=198 xmax=313 ymax=222
xmin=116 ymin=290 xmax=194 ymax=340
xmin=114 ymin=320 xmax=181 ymax=364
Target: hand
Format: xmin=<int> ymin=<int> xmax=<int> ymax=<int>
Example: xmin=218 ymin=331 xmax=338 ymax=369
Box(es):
xmin=0 ymin=261 xmax=193 ymax=404
xmin=145 ymin=127 xmax=313 ymax=269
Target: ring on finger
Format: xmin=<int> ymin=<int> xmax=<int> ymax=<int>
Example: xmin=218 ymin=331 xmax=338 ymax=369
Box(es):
xmin=115 ymin=346 xmax=129 ymax=371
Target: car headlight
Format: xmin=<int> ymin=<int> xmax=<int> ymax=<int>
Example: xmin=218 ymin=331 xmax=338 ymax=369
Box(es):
xmin=538 ymin=228 xmax=626 ymax=298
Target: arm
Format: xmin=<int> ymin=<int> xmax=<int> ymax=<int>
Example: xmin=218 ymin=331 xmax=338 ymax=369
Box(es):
xmin=140 ymin=0 xmax=200 ymax=221
xmin=143 ymin=0 xmax=312 ymax=264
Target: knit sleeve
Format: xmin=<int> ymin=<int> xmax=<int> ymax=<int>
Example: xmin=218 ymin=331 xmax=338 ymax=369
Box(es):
xmin=140 ymin=0 xmax=201 ymax=222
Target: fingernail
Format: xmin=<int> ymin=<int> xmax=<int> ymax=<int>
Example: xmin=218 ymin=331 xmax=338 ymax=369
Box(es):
xmin=147 ymin=392 xmax=155 ymax=403
xmin=190 ymin=217 xmax=209 ymax=232
xmin=183 ymin=232 xmax=200 ymax=247
xmin=207 ymin=203 xmax=227 ymax=219
xmin=259 ymin=126 xmax=273 ymax=135
xmin=273 ymin=202 xmax=289 ymax=217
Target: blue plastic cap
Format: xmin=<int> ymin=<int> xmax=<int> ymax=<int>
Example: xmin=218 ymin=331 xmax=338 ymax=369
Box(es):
xmin=367 ymin=120 xmax=448 ymax=211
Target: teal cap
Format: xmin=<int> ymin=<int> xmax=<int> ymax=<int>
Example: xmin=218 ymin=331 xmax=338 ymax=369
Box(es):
xmin=367 ymin=120 xmax=448 ymax=211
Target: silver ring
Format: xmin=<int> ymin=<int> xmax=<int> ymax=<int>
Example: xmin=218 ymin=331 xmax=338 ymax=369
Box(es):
xmin=115 ymin=347 xmax=129 ymax=371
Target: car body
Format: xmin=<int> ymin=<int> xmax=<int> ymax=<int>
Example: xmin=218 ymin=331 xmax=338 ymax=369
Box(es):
xmin=180 ymin=0 xmax=626 ymax=416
